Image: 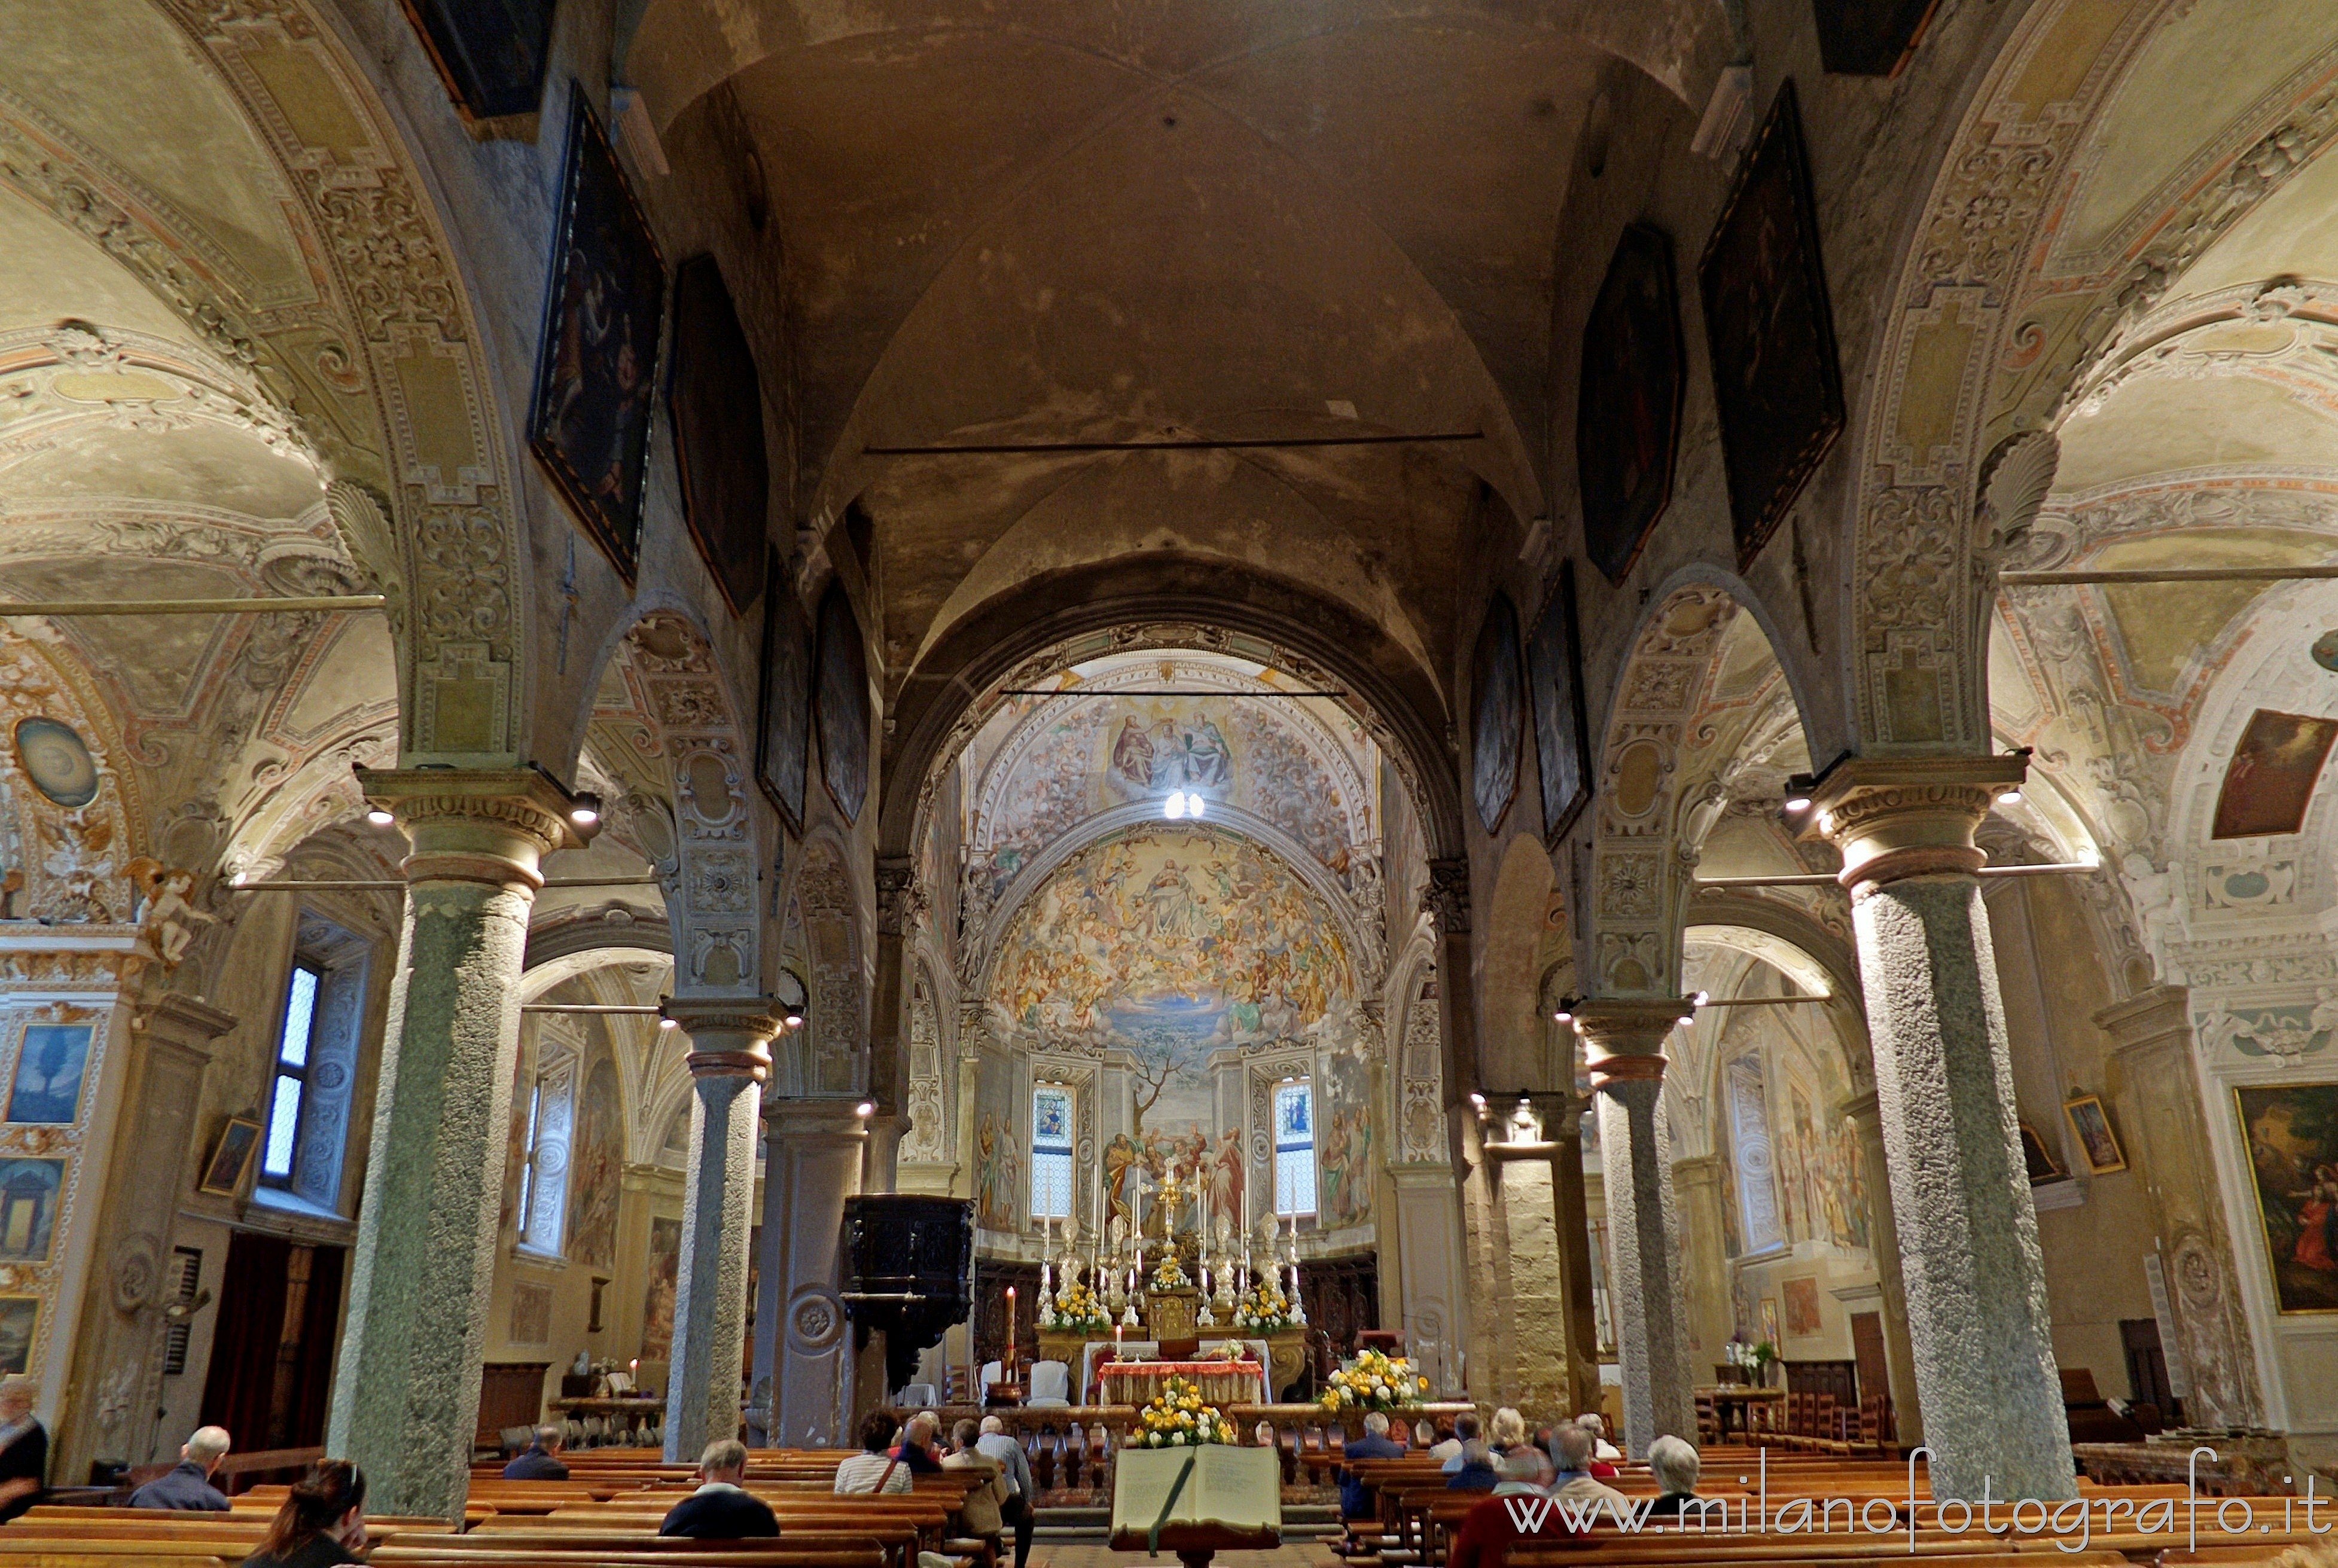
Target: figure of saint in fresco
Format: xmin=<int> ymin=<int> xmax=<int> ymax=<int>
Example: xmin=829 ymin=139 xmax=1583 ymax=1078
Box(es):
xmin=1104 ymin=1130 xmax=1144 ymax=1221
xmin=1209 ymin=1124 xmax=1244 ymax=1232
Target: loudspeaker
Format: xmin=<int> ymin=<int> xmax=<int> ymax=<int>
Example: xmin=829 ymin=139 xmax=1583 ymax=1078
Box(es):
xmin=842 ymin=1195 xmax=973 ymax=1390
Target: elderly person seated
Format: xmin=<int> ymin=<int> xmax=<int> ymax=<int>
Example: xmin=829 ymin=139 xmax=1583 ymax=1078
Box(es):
xmin=893 ymin=1410 xmax=944 ymax=1474
xmin=1339 ymin=1410 xmax=1406 ymax=1519
xmin=1549 ymin=1422 xmax=1629 ymax=1512
xmin=132 ymin=1426 xmax=233 ymax=1510
xmin=977 ymin=1415 xmax=1037 ymax=1568
xmin=660 ymin=1439 xmax=778 ymax=1539
xmin=502 ymin=1424 xmax=570 ymax=1480
xmin=1435 ymin=1412 xmax=1482 ymax=1471
xmin=834 ymin=1413 xmax=916 ymax=1494
xmin=1487 ymin=1407 xmax=1528 ymax=1456
xmin=1643 ymin=1435 xmax=1704 ymax=1518
xmin=1577 ymin=1411 xmax=1623 ymax=1463
xmin=1446 ymin=1439 xmax=1499 ymax=1492
xmin=1449 ymin=1447 xmax=1583 ymax=1568
xmin=944 ymin=1418 xmax=1008 ymax=1552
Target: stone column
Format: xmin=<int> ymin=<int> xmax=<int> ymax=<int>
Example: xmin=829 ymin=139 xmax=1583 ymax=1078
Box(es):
xmin=329 ymin=769 xmax=584 ymax=1520
xmin=1422 ymin=860 xmax=1480 ymax=1112
xmin=1669 ymin=1151 xmax=1733 ymax=1392
xmin=57 ymin=992 xmax=236 ymax=1478
xmin=756 ymin=1099 xmax=867 ymax=1446
xmin=1549 ymin=1100 xmax=1606 ymax=1418
xmin=864 ymin=858 xmax=922 ymax=1196
xmin=1840 ymin=1088 xmax=1925 ymax=1446
xmin=1574 ymin=999 xmax=1696 ymax=1452
xmin=1806 ymin=755 xmax=2073 ymax=1501
xmin=662 ymin=999 xmax=782 ymax=1462
xmin=2094 ymin=987 xmax=2263 ymax=1426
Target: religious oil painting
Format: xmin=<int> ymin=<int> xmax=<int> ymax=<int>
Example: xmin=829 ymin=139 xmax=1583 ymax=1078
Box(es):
xmin=1782 ymin=1275 xmax=1822 ymax=1338
xmin=2211 ymin=709 xmax=2338 ymax=839
xmin=1698 ymin=80 xmax=1845 ymax=566
xmin=398 ymin=0 xmax=557 ymax=132
xmin=199 ymin=1115 xmax=261 ymax=1198
xmin=0 ymin=1297 xmax=35 ymax=1375
xmin=5 ymin=1023 xmax=90 ymax=1125
xmin=814 ymin=579 xmax=870 ymax=824
xmin=566 ymin=1051 xmax=622 ymax=1270
xmin=2019 ymin=1121 xmax=2063 ymax=1185
xmin=1526 ymin=564 xmax=1593 ymax=844
xmin=757 ymin=569 xmax=812 ymax=830
xmin=529 ymin=92 xmax=666 ymax=583
xmin=2237 ymin=1082 xmax=2338 ymax=1314
xmin=1579 ymin=224 xmax=1684 ymax=583
xmin=669 ymin=254 xmax=769 ymax=617
xmin=1317 ymin=1050 xmax=1376 ymax=1230
xmin=0 ymin=1158 xmax=62 ymax=1264
xmin=2062 ymin=1094 xmax=2126 ymax=1176
xmin=14 ymin=717 xmax=97 ymax=808
xmin=1471 ymin=592 xmax=1524 ymax=835
xmin=1759 ymin=1296 xmax=1780 ymax=1348
xmin=1812 ymin=0 xmax=1940 ymax=76
xmin=976 ymin=1109 xmax=1022 ymax=1233
xmin=641 ymin=1215 xmax=683 ymax=1358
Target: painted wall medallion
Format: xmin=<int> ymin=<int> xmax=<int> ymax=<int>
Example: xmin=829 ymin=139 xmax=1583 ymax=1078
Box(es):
xmin=14 ymin=718 xmax=96 ymax=807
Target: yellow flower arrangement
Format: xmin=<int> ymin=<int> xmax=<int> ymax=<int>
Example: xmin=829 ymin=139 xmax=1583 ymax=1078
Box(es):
xmin=1319 ymin=1349 xmax=1431 ymax=1413
xmin=1150 ymin=1254 xmax=1191 ymax=1292
xmin=1135 ymin=1374 xmax=1239 ymax=1448
xmin=1232 ymin=1279 xmax=1298 ymax=1333
xmin=1042 ymin=1280 xmax=1111 ymax=1334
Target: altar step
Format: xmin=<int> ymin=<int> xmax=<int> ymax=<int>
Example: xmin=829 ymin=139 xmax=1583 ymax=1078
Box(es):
xmin=1032 ymin=1503 xmax=1343 ymax=1545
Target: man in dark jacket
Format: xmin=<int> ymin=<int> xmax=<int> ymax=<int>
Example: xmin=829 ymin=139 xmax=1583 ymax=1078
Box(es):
xmin=130 ymin=1426 xmax=233 ymax=1509
xmin=0 ymin=1376 xmax=46 ymax=1525
xmin=502 ymin=1426 xmax=571 ymax=1480
xmin=1339 ymin=1411 xmax=1407 ymax=1519
xmin=659 ymin=1441 xmax=779 ymax=1539
xmin=1446 ymin=1439 xmax=1499 ymax=1492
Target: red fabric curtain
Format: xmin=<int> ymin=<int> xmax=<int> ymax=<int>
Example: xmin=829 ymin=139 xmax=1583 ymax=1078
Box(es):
xmin=287 ymin=1246 xmax=343 ymax=1450
xmin=199 ymin=1231 xmax=291 ymax=1457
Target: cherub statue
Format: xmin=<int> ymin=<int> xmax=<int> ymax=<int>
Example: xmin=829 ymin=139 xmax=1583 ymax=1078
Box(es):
xmin=127 ymin=859 xmax=217 ymax=968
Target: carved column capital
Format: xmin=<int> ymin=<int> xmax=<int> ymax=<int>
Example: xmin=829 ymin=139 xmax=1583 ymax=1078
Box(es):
xmin=875 ymin=855 xmax=926 ymax=937
xmin=356 ymin=767 xmax=592 ymax=887
xmin=1571 ymin=997 xmax=1691 ymax=1089
xmin=1800 ymin=754 xmax=2026 ymax=894
xmin=663 ymin=996 xmax=788 ymax=1082
xmin=1422 ymin=858 xmax=1471 ymax=935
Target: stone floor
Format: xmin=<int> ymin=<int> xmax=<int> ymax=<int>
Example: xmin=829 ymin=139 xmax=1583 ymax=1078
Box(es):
xmin=1028 ymin=1548 xmax=1342 ymax=1567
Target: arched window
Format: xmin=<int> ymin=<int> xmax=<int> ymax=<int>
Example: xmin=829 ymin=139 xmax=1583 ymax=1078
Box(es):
xmin=1031 ymin=1084 xmax=1072 ymax=1220
xmin=515 ymin=1040 xmax=577 ymax=1259
xmin=1726 ymin=1054 xmax=1785 ymax=1254
xmin=259 ymin=963 xmax=322 ymax=1187
xmin=252 ymin=916 xmax=372 ymax=1218
xmin=1274 ymin=1079 xmax=1316 ymax=1217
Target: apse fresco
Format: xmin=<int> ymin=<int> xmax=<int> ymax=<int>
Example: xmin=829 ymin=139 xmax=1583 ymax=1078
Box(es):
xmin=978 ymin=696 xmax=1363 ymax=895
xmin=991 ymin=828 xmax=1355 ymax=1051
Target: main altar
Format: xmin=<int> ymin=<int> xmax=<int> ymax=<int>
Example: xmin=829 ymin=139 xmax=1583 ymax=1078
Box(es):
xmin=1034 ymin=1161 xmax=1312 ymax=1400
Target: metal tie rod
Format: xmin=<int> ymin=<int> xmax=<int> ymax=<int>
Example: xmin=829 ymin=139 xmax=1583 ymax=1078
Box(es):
xmin=519 ymin=1003 xmax=667 ymax=1015
xmin=230 ymin=874 xmax=664 ymax=892
xmin=1999 ymin=565 xmax=2338 ymax=585
xmin=1695 ymin=860 xmax=2098 ymax=889
xmin=0 ymin=596 xmax=388 ymax=615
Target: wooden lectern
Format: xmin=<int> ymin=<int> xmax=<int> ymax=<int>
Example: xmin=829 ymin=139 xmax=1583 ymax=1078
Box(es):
xmin=1109 ymin=1445 xmax=1281 ymax=1566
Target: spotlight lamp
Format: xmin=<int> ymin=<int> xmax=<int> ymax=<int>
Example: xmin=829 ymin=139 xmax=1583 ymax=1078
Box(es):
xmin=569 ymin=792 xmax=602 ymax=826
xmin=365 ymin=807 xmax=395 ymax=826
xmin=855 ymin=1100 xmax=875 ymax=1118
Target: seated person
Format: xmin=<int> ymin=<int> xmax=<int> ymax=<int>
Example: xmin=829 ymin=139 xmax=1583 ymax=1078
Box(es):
xmin=1643 ymin=1434 xmax=1705 ymax=1518
xmin=502 ymin=1424 xmax=570 ymax=1480
xmin=1437 ymin=1412 xmax=1483 ymax=1471
xmin=1577 ymin=1411 xmax=1623 ymax=1462
xmin=131 ymin=1426 xmax=232 ymax=1510
xmin=1548 ymin=1422 xmax=1629 ymax=1513
xmin=1487 ymin=1407 xmax=1527 ymax=1456
xmin=892 ymin=1410 xmax=944 ymax=1474
xmin=240 ymin=1460 xmax=365 ymax=1568
xmin=660 ymin=1439 xmax=778 ymax=1539
xmin=1449 ymin=1448 xmax=1582 ymax=1568
xmin=1339 ymin=1410 xmax=1406 ymax=1519
xmin=1446 ymin=1439 xmax=1499 ymax=1492
xmin=943 ymin=1418 xmax=1007 ymax=1544
xmin=834 ymin=1412 xmax=916 ymax=1494
xmin=0 ymin=1375 xmax=46 ymax=1524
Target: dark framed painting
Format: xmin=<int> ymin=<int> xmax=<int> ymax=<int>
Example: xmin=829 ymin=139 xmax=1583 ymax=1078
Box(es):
xmin=199 ymin=1115 xmax=264 ymax=1197
xmin=813 ymin=578 xmax=870 ymax=825
xmin=5 ymin=1024 xmax=90 ymax=1125
xmin=2212 ymin=709 xmax=2338 ymax=839
xmin=1813 ymin=0 xmax=1941 ymax=77
xmin=1699 ymin=79 xmax=1846 ymax=569
xmin=398 ymin=0 xmax=558 ymax=135
xmin=2018 ymin=1121 xmax=2063 ymax=1185
xmin=1471 ymin=591 xmax=1524 ymax=835
xmin=528 ymin=90 xmax=666 ymax=584
xmin=668 ymin=254 xmax=769 ymax=617
xmin=2235 ymin=1081 xmax=2338 ymax=1314
xmin=1526 ymin=563 xmax=1593 ymax=844
xmin=1578 ymin=223 xmax=1685 ymax=584
xmin=0 ymin=1158 xmax=62 ymax=1263
xmin=757 ymin=566 xmax=813 ymax=830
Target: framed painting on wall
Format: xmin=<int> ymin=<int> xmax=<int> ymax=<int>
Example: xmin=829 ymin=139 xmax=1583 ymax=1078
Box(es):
xmin=2211 ymin=709 xmax=2338 ymax=839
xmin=0 ymin=1297 xmax=35 ymax=1375
xmin=1471 ymin=591 xmax=1524 ymax=835
xmin=668 ymin=253 xmax=769 ymax=617
xmin=528 ymin=91 xmax=667 ymax=584
xmin=0 ymin=1159 xmax=62 ymax=1264
xmin=2062 ymin=1094 xmax=2126 ymax=1176
xmin=1782 ymin=1275 xmax=1822 ymax=1338
xmin=813 ymin=579 xmax=869 ymax=824
xmin=5 ymin=1024 xmax=91 ymax=1125
xmin=2235 ymin=1082 xmax=2338 ymax=1314
xmin=199 ymin=1115 xmax=264 ymax=1197
xmin=1578 ymin=223 xmax=1684 ymax=584
xmin=397 ymin=0 xmax=558 ymax=136
xmin=1526 ymin=563 xmax=1593 ymax=844
xmin=757 ymin=564 xmax=813 ymax=830
xmin=1698 ymin=79 xmax=1846 ymax=569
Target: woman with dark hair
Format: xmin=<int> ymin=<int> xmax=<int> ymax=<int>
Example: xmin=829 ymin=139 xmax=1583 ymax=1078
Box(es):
xmin=240 ymin=1459 xmax=366 ymax=1567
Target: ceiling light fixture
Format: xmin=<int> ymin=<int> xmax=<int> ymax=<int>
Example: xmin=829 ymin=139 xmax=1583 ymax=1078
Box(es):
xmin=658 ymin=1017 xmax=678 ymax=1030
xmin=855 ymin=1101 xmax=875 ymax=1118
xmin=785 ymin=1012 xmax=804 ymax=1029
xmin=570 ymin=792 xmax=602 ymax=826
xmin=1163 ymin=791 xmax=1188 ymax=820
xmin=1782 ymin=796 xmax=1811 ymax=813
xmin=1997 ymin=789 xmax=2023 ymax=806
xmin=365 ymin=807 xmax=395 ymax=826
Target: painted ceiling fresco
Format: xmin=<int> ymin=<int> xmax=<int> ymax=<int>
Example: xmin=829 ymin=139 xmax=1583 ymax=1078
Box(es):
xmin=990 ymin=825 xmax=1356 ymax=1059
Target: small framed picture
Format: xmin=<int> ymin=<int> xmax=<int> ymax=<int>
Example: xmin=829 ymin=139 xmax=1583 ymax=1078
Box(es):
xmin=2063 ymin=1094 xmax=2127 ymax=1176
xmin=2019 ymin=1121 xmax=2063 ymax=1184
xmin=199 ymin=1115 xmax=264 ymax=1197
xmin=0 ymin=1296 xmax=35 ymax=1374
